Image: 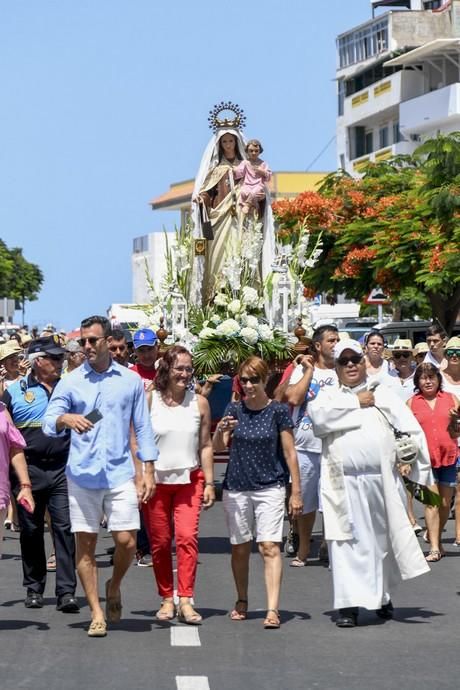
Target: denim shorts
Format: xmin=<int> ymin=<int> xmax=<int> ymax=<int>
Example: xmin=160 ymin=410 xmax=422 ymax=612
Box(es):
xmin=432 ymin=463 xmax=458 ymax=488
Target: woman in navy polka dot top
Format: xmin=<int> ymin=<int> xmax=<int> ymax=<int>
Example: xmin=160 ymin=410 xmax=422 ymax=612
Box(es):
xmin=213 ymin=356 xmax=303 ymax=629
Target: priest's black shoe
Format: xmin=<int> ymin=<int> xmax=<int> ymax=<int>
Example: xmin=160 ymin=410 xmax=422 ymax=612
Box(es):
xmin=24 ymin=591 xmax=44 ymax=609
xmin=376 ymin=601 xmax=394 ymax=620
xmin=56 ymin=594 xmax=80 ymax=613
xmin=335 ymin=607 xmax=358 ymax=627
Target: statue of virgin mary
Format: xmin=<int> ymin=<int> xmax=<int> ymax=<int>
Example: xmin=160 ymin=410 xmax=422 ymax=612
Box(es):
xmin=189 ymin=104 xmax=275 ymax=306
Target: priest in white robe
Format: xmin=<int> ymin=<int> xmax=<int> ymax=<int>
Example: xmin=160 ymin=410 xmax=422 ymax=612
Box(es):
xmin=309 ymin=339 xmax=433 ymax=627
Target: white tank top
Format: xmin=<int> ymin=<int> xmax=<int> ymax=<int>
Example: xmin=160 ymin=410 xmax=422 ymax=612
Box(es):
xmin=150 ymin=389 xmax=200 ymax=484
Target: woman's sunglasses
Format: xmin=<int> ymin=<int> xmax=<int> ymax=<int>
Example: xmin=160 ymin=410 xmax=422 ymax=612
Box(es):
xmin=240 ymin=375 xmax=261 ymax=385
xmin=446 ymin=349 xmax=460 ymax=358
xmin=393 ymin=352 xmax=411 ymax=360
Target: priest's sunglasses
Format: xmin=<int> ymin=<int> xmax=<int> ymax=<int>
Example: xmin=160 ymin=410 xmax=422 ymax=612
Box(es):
xmin=336 ymin=354 xmax=363 ymax=367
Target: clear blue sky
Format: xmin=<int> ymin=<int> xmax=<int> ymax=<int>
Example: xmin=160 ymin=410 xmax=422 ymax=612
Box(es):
xmin=0 ymin=0 xmax=371 ymax=331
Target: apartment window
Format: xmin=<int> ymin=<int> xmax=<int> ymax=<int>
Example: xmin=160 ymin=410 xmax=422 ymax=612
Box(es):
xmin=365 ymin=131 xmax=374 ymax=155
xmin=393 ymin=122 xmax=401 ymax=144
xmin=379 ymin=126 xmax=389 ymax=149
xmin=133 ymin=235 xmax=148 ymax=253
xmin=423 ymin=1 xmax=442 ymax=9
xmin=338 ymin=18 xmax=389 ymax=68
xmin=338 ymin=79 xmax=345 ymax=116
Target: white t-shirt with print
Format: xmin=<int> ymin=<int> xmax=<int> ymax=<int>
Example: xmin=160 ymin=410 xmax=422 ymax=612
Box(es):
xmin=289 ymin=365 xmax=338 ymax=453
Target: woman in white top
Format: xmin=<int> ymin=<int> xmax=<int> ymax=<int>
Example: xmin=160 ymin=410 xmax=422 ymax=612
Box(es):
xmin=143 ymin=346 xmax=215 ymax=624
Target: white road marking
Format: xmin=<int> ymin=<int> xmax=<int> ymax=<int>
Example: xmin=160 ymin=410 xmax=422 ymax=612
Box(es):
xmin=176 ymin=677 xmax=210 ymax=690
xmin=176 ymin=676 xmax=210 ymax=690
xmin=170 ymin=626 xmax=201 ymax=646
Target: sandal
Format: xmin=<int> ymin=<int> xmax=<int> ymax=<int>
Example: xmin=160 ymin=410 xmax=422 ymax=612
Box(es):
xmin=155 ymin=599 xmax=176 ymax=621
xmin=177 ymin=602 xmax=202 ymax=625
xmin=290 ymin=556 xmax=308 ymax=567
xmin=46 ymin=553 xmax=56 ymax=572
xmin=87 ymin=619 xmax=107 ymax=637
xmin=264 ymin=609 xmax=280 ymax=629
xmin=105 ymin=579 xmax=122 ymax=623
xmin=425 ymin=550 xmax=443 ymax=562
xmin=230 ymin=599 xmax=248 ymax=621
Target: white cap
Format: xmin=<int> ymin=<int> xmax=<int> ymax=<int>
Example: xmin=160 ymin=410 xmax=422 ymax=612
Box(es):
xmin=334 ymin=339 xmax=363 ymax=360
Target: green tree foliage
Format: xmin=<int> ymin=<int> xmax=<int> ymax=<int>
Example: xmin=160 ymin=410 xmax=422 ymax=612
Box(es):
xmin=0 ymin=240 xmax=44 ymax=303
xmin=272 ymin=134 xmax=460 ymax=334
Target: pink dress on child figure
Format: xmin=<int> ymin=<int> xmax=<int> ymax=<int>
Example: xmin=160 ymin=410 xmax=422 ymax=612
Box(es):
xmin=234 ymin=159 xmax=272 ymax=210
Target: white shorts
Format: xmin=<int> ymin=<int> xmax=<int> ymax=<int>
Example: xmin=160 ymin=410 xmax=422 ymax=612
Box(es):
xmin=68 ymin=478 xmax=140 ymax=533
xmin=222 ymin=485 xmax=286 ymax=545
xmin=297 ymin=450 xmax=321 ymax=514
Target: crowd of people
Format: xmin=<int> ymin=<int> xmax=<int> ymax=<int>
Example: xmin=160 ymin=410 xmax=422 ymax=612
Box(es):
xmin=1 ymin=317 xmax=459 ymax=635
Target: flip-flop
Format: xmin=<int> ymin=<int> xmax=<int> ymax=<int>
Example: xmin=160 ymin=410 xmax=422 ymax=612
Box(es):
xmin=230 ymin=599 xmax=248 ymax=621
xmin=290 ymin=557 xmax=308 ymax=567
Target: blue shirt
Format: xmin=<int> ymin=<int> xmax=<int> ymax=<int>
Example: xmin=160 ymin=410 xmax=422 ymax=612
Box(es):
xmin=43 ymin=360 xmax=158 ymax=490
xmin=3 ymin=374 xmax=70 ymax=464
xmin=223 ymin=400 xmax=293 ymax=492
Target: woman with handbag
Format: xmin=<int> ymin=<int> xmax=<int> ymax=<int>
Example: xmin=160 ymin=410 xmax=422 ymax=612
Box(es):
xmin=213 ymin=356 xmax=303 ymax=629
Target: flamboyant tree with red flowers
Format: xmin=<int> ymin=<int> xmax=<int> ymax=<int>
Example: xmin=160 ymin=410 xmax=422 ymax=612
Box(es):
xmin=272 ymin=133 xmax=460 ymax=334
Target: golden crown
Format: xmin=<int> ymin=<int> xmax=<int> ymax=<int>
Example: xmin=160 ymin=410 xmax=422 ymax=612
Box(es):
xmin=208 ymin=101 xmax=246 ymax=133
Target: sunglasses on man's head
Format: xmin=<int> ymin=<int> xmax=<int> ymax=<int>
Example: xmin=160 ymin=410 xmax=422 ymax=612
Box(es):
xmin=446 ymin=349 xmax=460 ymax=358
xmin=393 ymin=352 xmax=411 ymax=360
xmin=78 ymin=336 xmax=106 ymax=347
xmin=240 ymin=375 xmax=261 ymax=385
xmin=336 ymin=355 xmax=363 ymax=367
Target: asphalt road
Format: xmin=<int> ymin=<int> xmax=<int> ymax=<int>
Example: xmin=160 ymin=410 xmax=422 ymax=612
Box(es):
xmin=1 ymin=492 xmax=460 ymax=690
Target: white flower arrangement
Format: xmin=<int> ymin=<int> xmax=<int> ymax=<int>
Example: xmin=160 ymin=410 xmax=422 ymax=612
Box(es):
xmin=240 ymin=326 xmax=259 ymax=345
xmin=241 ymin=286 xmax=259 ymax=308
xmin=199 ymin=326 xmax=217 ymax=339
xmin=241 ymin=314 xmax=259 ymax=329
xmin=214 ymin=292 xmax=228 ymax=307
xmin=215 ymin=319 xmax=240 ymax=337
xmin=227 ymin=299 xmax=242 ymax=315
xmin=257 ymin=323 xmax=274 ymax=342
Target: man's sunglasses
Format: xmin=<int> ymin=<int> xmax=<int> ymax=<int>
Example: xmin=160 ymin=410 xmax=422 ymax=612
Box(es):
xmin=78 ymin=336 xmax=106 ymax=347
xmin=240 ymin=375 xmax=261 ymax=384
xmin=40 ymin=354 xmax=64 ymax=362
xmin=393 ymin=352 xmax=411 ymax=360
xmin=446 ymin=349 xmax=460 ymax=358
xmin=336 ymin=355 xmax=363 ymax=367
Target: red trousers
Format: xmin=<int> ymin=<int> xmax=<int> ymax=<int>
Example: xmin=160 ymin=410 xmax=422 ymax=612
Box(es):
xmin=142 ymin=469 xmax=204 ymax=598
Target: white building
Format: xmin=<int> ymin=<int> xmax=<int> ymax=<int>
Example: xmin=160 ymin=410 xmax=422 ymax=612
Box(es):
xmin=131 ymin=231 xmax=174 ymax=304
xmin=337 ymin=0 xmax=460 ymax=174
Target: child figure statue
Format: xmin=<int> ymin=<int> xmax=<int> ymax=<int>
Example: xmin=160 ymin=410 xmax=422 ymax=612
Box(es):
xmin=234 ymin=139 xmax=272 ymax=217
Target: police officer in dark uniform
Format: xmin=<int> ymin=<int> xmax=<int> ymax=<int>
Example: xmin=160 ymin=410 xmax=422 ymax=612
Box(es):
xmin=2 ymin=336 xmax=79 ymax=612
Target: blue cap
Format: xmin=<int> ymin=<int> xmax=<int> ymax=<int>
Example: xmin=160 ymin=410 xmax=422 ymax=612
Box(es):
xmin=133 ymin=328 xmax=158 ymax=349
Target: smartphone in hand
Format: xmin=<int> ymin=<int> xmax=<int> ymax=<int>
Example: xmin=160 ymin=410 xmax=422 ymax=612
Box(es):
xmin=85 ymin=409 xmax=103 ymax=424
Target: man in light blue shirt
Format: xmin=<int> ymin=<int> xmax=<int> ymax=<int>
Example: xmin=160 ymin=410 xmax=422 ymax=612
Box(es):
xmin=43 ymin=315 xmax=158 ymax=638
